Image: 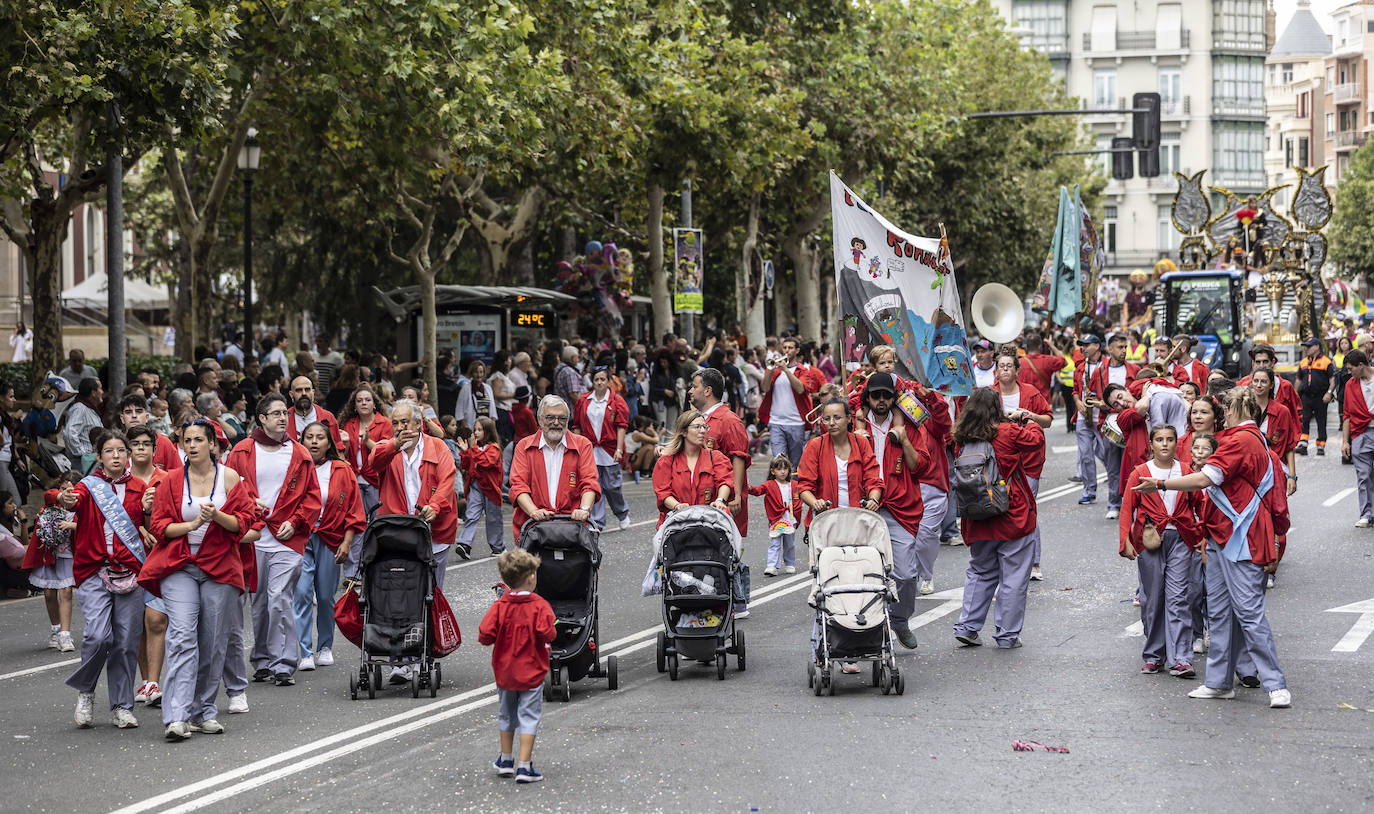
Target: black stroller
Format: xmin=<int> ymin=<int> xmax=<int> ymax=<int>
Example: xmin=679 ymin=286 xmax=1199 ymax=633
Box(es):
xmin=349 ymin=514 xmax=441 ymax=700
xmin=652 ymin=505 xmax=745 ymax=681
xmin=519 ymin=516 xmax=617 ymax=701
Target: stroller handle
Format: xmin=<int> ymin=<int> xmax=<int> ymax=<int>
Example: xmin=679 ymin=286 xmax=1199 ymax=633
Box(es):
xmin=517 ymin=513 xmax=588 ymax=536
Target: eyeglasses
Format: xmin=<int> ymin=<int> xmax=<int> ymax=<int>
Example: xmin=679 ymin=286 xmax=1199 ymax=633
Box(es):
xmin=688 ymin=422 xmax=708 ymax=431
xmin=263 ymin=409 xmax=289 ymax=418
xmin=543 ymin=415 xmax=569 ymax=424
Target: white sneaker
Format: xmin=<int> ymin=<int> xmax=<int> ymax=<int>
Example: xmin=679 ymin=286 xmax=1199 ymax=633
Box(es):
xmin=47 ymin=629 xmax=60 ymax=649
xmin=74 ymin=693 xmax=94 ymax=728
xmin=763 ymin=566 xmax=778 ymax=576
xmin=1188 ymin=686 xmax=1236 ymax=700
xmin=144 ymin=682 xmax=162 ymax=708
xmin=1029 ymin=566 xmax=1044 ymax=582
xmin=918 ymin=579 xmax=934 ymax=595
xmin=57 ymin=631 xmax=75 ymax=652
xmin=226 ymin=694 xmax=249 ymax=714
xmin=112 ymin=708 xmax=139 ymax=728
xmin=1269 ymin=688 xmax=1292 ymax=708
xmin=135 ymin=682 xmax=151 ymax=703
xmin=190 ymin=719 xmax=224 ymax=734
xmin=784 ymin=566 xmax=796 ymax=574
xmin=165 ymin=721 xmax=192 ymax=741
xmin=1192 ymin=637 xmax=1206 ymax=655
xmin=316 ymin=648 xmax=334 ymax=667
xmin=944 ymin=535 xmax=964 ymax=546
xmin=298 ymin=655 xmax=316 ymax=672
xmin=1105 ymin=509 xmax=1120 ymax=520
xmin=618 ymin=516 xmax=632 ymax=531
xmin=389 ymin=666 xmax=413 ymax=684
xmin=1356 ymin=518 xmax=1371 ymax=528
xmin=733 ymin=610 xmax=750 ymax=620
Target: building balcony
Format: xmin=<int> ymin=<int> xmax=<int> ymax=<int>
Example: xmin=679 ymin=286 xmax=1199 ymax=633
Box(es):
xmin=1082 ymin=29 xmax=1190 ymax=52
xmin=1211 ymin=30 xmax=1267 ymax=52
xmin=1333 ymin=82 xmax=1362 ymax=104
xmin=1336 ymin=130 xmax=1367 ymax=150
xmin=1020 ymin=33 xmax=1069 ymax=57
xmin=1212 ymin=169 xmax=1268 ymax=190
xmin=1213 ymin=97 xmax=1266 ymax=117
xmin=1161 ymin=96 xmax=1191 ymax=117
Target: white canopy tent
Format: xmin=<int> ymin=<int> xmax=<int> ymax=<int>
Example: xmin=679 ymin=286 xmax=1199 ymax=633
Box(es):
xmin=62 ymin=272 xmax=171 ymax=310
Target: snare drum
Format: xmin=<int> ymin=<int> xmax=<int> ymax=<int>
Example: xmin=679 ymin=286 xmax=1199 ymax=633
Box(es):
xmin=1102 ymin=413 xmax=1127 ymax=448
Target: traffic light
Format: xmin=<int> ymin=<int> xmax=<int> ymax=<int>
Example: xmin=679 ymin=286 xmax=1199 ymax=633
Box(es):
xmin=1133 ymin=92 xmax=1161 ymax=178
xmin=1111 ymin=137 xmax=1134 ymax=180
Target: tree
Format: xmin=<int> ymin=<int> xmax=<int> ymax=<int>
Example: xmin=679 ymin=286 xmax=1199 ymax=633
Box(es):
xmin=1330 ymin=144 xmax=1374 ymax=282
xmin=0 ymin=0 xmax=234 ymax=379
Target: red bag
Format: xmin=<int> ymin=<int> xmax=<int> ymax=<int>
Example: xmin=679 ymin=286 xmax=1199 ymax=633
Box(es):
xmin=334 ymin=588 xmax=363 ymax=647
xmin=429 ymin=587 xmax=461 ymax=658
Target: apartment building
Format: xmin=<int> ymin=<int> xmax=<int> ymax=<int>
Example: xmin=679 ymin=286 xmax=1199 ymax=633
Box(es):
xmin=1323 ymin=0 xmax=1374 ymax=180
xmin=989 ymin=0 xmax=1273 ymax=276
xmin=1264 ymin=1 xmax=1330 ymax=209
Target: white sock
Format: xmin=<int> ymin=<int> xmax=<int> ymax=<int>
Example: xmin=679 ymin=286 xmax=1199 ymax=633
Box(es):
xmin=499 ymin=753 xmax=512 ymax=762
xmin=51 ymin=624 xmax=60 ymax=631
xmin=518 ymin=761 xmax=531 ymax=770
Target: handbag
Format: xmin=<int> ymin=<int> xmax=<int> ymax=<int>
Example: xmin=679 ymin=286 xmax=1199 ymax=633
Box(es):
xmin=333 ymin=588 xmax=363 ymax=647
xmin=429 ymin=586 xmax=462 ymax=658
xmin=98 ymin=563 xmax=141 ymax=594
xmin=1140 ymin=520 xmax=1163 ymax=551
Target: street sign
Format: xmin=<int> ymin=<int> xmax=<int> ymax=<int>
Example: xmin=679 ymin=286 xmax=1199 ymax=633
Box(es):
xmin=764 ymin=259 xmax=774 ymax=300
xmin=1326 ymin=598 xmax=1374 ymax=652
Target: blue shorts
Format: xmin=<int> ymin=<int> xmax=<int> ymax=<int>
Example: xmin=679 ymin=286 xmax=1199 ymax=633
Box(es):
xmin=497 ymin=687 xmax=543 ymax=736
xmin=144 ymin=589 xmax=167 ymax=615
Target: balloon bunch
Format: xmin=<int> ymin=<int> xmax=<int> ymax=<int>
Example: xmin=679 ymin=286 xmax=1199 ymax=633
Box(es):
xmin=555 ymin=240 xmax=635 ymax=335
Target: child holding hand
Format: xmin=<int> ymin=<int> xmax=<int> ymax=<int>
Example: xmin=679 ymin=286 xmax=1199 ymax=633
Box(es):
xmin=479 ymin=549 xmax=556 ymax=783
xmin=749 ymin=455 xmax=801 ymax=576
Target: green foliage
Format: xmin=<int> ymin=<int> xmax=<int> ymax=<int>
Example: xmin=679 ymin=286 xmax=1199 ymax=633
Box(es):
xmin=1330 ymin=144 xmax=1374 ymax=281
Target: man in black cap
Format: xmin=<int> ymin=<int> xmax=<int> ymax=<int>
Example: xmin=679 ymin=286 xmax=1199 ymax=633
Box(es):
xmin=1296 ymin=337 xmax=1335 ymax=455
xmin=1071 ymin=333 xmax=1105 ymax=497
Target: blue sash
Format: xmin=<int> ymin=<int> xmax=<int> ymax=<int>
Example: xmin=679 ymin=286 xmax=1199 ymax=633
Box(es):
xmin=81 ymin=475 xmax=145 ymax=564
xmin=1204 ymin=438 xmax=1274 ymax=564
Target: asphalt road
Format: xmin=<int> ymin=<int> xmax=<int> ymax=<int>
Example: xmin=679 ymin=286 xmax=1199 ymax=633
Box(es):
xmin=3 ymin=419 xmax=1374 ymax=813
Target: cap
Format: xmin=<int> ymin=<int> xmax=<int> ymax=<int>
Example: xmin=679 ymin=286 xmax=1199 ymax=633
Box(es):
xmin=1076 ymin=333 xmax=1103 ymax=346
xmin=972 ymin=338 xmax=993 ymax=351
xmin=863 ymin=371 xmax=897 ymax=396
xmin=513 ymin=385 xmax=532 ymax=401
xmin=1302 ymin=337 xmax=1322 ymax=348
xmin=1356 ymin=333 xmax=1374 ymax=347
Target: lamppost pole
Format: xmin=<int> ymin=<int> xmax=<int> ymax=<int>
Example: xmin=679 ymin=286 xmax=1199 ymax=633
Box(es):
xmin=238 ymin=128 xmax=261 ymax=351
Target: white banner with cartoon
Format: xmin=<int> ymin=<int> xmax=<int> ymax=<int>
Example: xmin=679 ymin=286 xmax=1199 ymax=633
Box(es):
xmin=829 ymin=172 xmax=973 ymax=396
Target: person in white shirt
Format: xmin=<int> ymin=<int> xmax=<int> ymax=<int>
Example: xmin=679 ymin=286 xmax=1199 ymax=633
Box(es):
xmin=63 ymin=379 xmax=105 ymax=459
xmin=762 ymin=337 xmax=816 ymax=468
xmin=10 ymin=322 xmax=32 ymax=362
xmin=263 ymin=333 xmax=290 ymax=375
xmin=970 ymin=339 xmax=996 ymax=388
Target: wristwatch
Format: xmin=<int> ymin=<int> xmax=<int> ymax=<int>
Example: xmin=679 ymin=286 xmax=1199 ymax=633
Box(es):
xmin=1157 ymin=479 xmax=1167 ymax=491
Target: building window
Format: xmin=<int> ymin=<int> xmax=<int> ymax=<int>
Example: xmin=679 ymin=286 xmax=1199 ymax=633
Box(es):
xmin=1284 ymin=138 xmax=1294 ymax=167
xmin=1159 ymin=67 xmax=1182 ymax=113
xmin=1281 ymin=63 xmax=1294 ymax=84
xmin=1096 ymin=134 xmax=1114 ymax=176
xmin=1337 ymin=17 xmax=1349 ymax=49
xmin=1012 ymin=0 xmax=1069 ymax=53
xmin=1213 ymin=122 xmax=1265 ymax=185
xmin=1158 ymin=205 xmax=1180 ymax=254
xmin=1296 ymin=91 xmax=1308 ymax=118
xmin=1328 ymin=65 xmax=1337 ymax=85
xmin=1213 ymin=56 xmax=1263 ymax=109
xmin=1103 ymin=206 xmax=1118 ymax=254
xmin=1298 ymin=136 xmax=1309 ymax=167
xmin=1161 ymin=132 xmax=1182 ymax=175
xmin=1094 ymin=69 xmax=1117 ymax=108
xmin=1327 ymin=112 xmax=1336 ymax=137
xmin=1213 ymin=0 xmax=1265 ymax=46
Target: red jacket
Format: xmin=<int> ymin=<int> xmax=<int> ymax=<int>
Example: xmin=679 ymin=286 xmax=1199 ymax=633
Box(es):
xmin=1088 ymin=361 xmax=1140 ymax=426
xmin=70 ymin=473 xmax=148 ymax=588
xmin=511 ymin=402 xmax=538 ymax=440
xmin=477 ymin=591 xmax=557 ymax=691
xmin=224 ymin=438 xmax=323 ymax=556
xmin=1345 ymin=375 xmax=1374 ymax=438
xmin=370 ymin=435 xmax=459 ymax=547
xmin=758 ymin=365 xmax=825 ymax=425
xmin=1072 ymin=355 xmax=1105 ymax=404
xmin=140 ymin=473 xmax=260 ymax=595
xmin=702 ymin=402 xmax=751 ymax=536
xmin=1259 ymin=398 xmax=1298 ymax=455
xmin=1018 ymin=352 xmax=1065 ymax=400
xmin=508 ymin=431 xmax=600 ymax=543
xmin=795 ymin=432 xmax=883 ymax=528
xmin=914 ymin=389 xmax=953 ymax=491
xmin=1119 ymin=460 xmax=1200 ymax=555
xmin=287 ymin=405 xmax=342 ymax=448
xmin=461 ymin=443 xmax=504 ymax=504
xmin=573 ymin=390 xmax=629 ymax=458
xmin=857 ymin=412 xmax=927 ymax=533
xmin=153 ymin=433 xmax=183 ymax=471
xmin=1239 ymin=373 xmax=1301 ymax=428
xmin=1001 ymin=387 xmax=1052 ymax=479
xmin=748 ymin=479 xmax=802 ymax=529
xmin=1115 ymin=407 xmax=1150 ymax=486
xmin=957 ymin=421 xmax=1044 ymax=544
xmin=341 ymin=414 xmax=393 ymax=488
xmin=314 ymin=459 xmax=367 ymax=551
xmin=652 ymin=447 xmax=733 ymax=528
xmin=1192 ymin=424 xmax=1287 ymax=565
xmin=1171 ymin=359 xmax=1211 ymax=385
xmin=21 ymin=489 xmax=63 ymax=570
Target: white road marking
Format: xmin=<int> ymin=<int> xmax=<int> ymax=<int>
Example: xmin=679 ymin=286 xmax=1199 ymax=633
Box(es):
xmin=121 ymin=572 xmax=815 ymax=814
xmin=1118 ymin=620 xmax=1144 ymax=638
xmin=1051 ymin=445 xmax=1077 ymax=454
xmin=0 ymin=658 xmax=80 ymax=681
xmin=1326 ymin=598 xmax=1374 ymax=653
xmin=1323 ymin=487 xmax=1357 ymax=508
xmin=444 ymin=519 xmax=656 ymax=573
xmin=906 ymin=600 xmax=962 ymax=631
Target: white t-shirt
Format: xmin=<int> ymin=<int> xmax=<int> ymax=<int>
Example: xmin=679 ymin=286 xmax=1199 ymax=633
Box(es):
xmin=866 ymin=413 xmax=893 ymax=478
xmin=293 ymin=406 xmax=319 ymax=438
xmin=1362 ymin=376 xmax=1374 ymax=414
xmin=1107 ymin=363 xmax=1128 ymax=388
xmin=769 ymin=369 xmax=803 ymax=426
xmin=101 ymin=481 xmax=128 ymax=558
xmin=255 ymin=442 xmax=297 ymax=553
xmin=538 ymin=434 xmax=567 ymax=505
xmin=490 ymin=371 xmax=515 ymax=411
xmin=1000 ymin=390 xmax=1019 ymax=416
xmin=315 ymin=461 xmax=333 ymax=523
xmin=587 ymin=391 xmax=613 ymax=467
xmin=973 ymin=363 xmax=996 ymax=388
xmin=182 ymin=468 xmax=226 ymax=554
xmin=1146 ymin=460 xmax=1181 ymax=521
xmin=835 ymin=454 xmax=849 ymax=508
xmin=402 ymin=441 xmax=424 ymax=510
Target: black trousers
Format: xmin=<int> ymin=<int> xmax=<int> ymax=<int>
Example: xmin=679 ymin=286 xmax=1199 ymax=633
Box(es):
xmin=1300 ymin=393 xmax=1328 ymax=443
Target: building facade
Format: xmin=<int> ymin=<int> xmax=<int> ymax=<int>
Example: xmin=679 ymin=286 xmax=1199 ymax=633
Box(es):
xmin=1264 ymin=1 xmax=1331 ymax=209
xmin=1322 ymin=0 xmax=1374 ymax=180
xmin=990 ymin=0 xmax=1273 ymax=277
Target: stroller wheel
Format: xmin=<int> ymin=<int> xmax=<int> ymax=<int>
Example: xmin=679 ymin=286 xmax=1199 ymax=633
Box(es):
xmin=560 ymin=670 xmax=572 ymax=702
xmin=656 ymin=632 xmax=667 ymax=674
xmin=715 ymin=651 xmax=726 ymax=681
xmin=871 ymin=661 xmax=881 ymax=688
xmin=807 ymin=662 xmax=815 ymax=689
xmin=879 ymin=665 xmax=892 ymax=696
xmin=735 ymin=631 xmax=746 ymax=672
xmin=432 ymin=663 xmax=442 ymax=694
xmin=606 ymin=656 xmax=619 ymax=691
xmin=366 ymin=670 xmax=376 ymax=700
xmin=410 ymin=671 xmax=420 ymax=699
xmin=667 ymin=653 xmax=679 ymax=681
xmin=542 ymin=671 xmax=554 ymax=701
xmin=349 ymin=673 xmax=358 ymax=701
xmin=893 ymin=667 xmax=905 ymax=696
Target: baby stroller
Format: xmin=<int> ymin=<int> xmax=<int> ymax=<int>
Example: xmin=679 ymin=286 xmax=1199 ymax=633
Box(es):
xmin=652 ymin=505 xmax=745 ymax=681
xmin=805 ymin=508 xmax=904 ymax=696
xmin=518 ymin=516 xmax=617 ymax=702
xmin=349 ymin=514 xmax=440 ymax=700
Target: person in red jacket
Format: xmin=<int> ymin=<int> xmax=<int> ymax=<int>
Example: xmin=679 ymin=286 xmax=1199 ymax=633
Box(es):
xmin=652 ymin=410 xmax=734 ymax=528
xmin=140 ymin=420 xmax=258 ymax=740
xmin=573 ymin=367 xmax=631 ymax=532
xmin=285 ymin=375 xmax=342 ymax=447
xmin=62 ymin=429 xmax=154 ymax=730
xmin=950 ymin=388 xmax=1045 ymax=649
xmin=748 ymin=455 xmax=801 ymax=576
xmin=479 ymin=549 xmax=556 ymax=784
xmin=292 ymin=421 xmax=365 ymax=673
xmin=796 ymin=399 xmax=883 ymax=551
xmin=994 ymin=352 xmax=1053 ymax=580
xmin=1119 ymin=423 xmax=1199 ymax=678
xmin=116 ymin=394 xmax=182 ymax=472
xmin=223 ymin=393 xmax=322 ymax=687
xmin=1085 ymin=334 xmax=1140 ymax=518
xmin=1168 ymin=335 xmax=1211 ymax=386
xmin=758 ymin=336 xmax=825 ymax=467
xmin=1133 ymin=386 xmax=1291 ymax=708
xmin=1342 ymin=349 xmax=1374 ymax=526
xmin=369 ymin=398 xmax=459 ymax=578
xmin=336 ymin=383 xmax=392 ymax=582
xmin=1249 ymin=367 xmax=1299 ymax=489
xmin=510 ymin=386 xmax=539 ymax=441
xmin=1239 ymin=345 xmax=1301 ymax=426
xmin=456 ymin=416 xmax=506 ymax=557
xmin=508 ymin=396 xmax=600 ymax=545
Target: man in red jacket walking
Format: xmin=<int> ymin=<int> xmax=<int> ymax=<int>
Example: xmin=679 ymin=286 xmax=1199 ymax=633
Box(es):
xmin=479 ymin=549 xmax=556 ymax=784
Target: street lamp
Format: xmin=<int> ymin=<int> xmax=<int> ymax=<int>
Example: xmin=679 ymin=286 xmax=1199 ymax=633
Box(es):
xmin=237 ymin=127 xmax=261 ymax=352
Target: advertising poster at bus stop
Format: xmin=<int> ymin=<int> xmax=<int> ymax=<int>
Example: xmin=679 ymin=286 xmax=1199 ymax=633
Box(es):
xmin=673 ymin=228 xmax=704 ymax=314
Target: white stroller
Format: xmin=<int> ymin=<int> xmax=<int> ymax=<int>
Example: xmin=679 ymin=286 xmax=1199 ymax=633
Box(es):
xmin=805 ymin=508 xmax=904 ymax=696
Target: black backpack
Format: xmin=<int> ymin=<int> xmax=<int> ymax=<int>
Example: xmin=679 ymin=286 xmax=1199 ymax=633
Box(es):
xmin=951 ymin=439 xmax=1010 ymax=520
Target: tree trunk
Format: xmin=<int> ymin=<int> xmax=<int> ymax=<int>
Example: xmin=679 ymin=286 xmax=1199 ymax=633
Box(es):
xmin=560 ymin=225 xmax=576 ymax=263
xmin=772 ymin=260 xmax=791 ymax=337
xmin=514 ymin=239 xmax=535 ymax=286
xmin=418 ymin=267 xmax=438 ymax=404
xmin=469 ymin=185 xmax=546 ymax=285
xmin=647 ymin=182 xmax=670 ymax=343
xmin=737 ymin=192 xmax=766 ymax=348
xmin=190 ymin=230 xmax=216 ymax=358
xmin=28 ymin=201 xmax=67 ymax=381
xmin=174 ymin=239 xmax=193 ymax=361
xmin=783 ymin=234 xmax=821 ymax=342
xmin=822 ymin=258 xmax=836 ymax=351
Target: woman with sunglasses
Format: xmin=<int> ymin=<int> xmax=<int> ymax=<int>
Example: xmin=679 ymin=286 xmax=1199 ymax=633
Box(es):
xmin=293 ymin=420 xmax=365 ymax=672
xmin=651 ymin=409 xmax=734 ymax=529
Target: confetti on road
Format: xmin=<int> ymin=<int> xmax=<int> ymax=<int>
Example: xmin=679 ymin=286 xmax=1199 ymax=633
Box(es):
xmin=1012 ymin=740 xmax=1070 ymax=753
